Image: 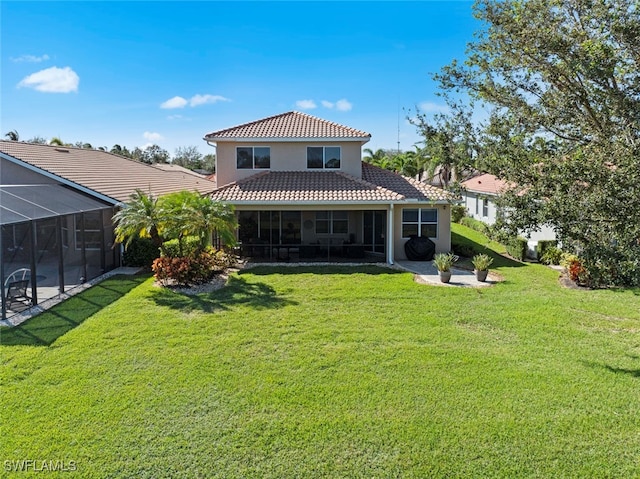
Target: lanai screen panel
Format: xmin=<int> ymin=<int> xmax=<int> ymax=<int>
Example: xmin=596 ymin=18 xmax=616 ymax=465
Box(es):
xmin=0 ymin=185 xmax=110 ymax=225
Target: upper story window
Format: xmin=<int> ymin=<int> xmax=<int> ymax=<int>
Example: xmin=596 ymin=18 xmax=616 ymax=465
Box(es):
xmin=237 ymin=146 xmax=271 ymax=169
xmin=307 ymin=146 xmax=341 ymax=169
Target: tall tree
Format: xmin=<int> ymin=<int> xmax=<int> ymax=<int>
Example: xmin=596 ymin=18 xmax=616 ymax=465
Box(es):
xmin=140 ymin=144 xmax=169 ymax=164
xmin=173 ymin=145 xmax=204 ymax=170
xmin=27 ymin=136 xmax=48 ymax=144
xmin=4 ymin=130 xmax=19 ymax=141
xmin=436 ymin=0 xmax=640 ymax=286
xmin=410 ymin=104 xmax=477 ymax=187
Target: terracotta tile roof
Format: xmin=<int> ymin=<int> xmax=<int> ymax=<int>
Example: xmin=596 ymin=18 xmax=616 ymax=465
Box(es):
xmin=461 ymin=173 xmax=511 ymax=195
xmin=151 ymin=163 xmax=206 ymax=178
xmin=209 ymin=163 xmax=454 ymax=204
xmin=204 ymin=111 xmax=371 ymax=140
xmin=0 ymin=141 xmax=216 ymax=203
xmin=361 ymin=163 xmax=455 ymax=202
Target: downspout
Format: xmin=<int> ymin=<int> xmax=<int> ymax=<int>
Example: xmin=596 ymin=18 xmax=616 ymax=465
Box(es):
xmin=387 ymin=204 xmax=394 ymax=265
xmin=205 ymin=140 xmax=217 ymax=178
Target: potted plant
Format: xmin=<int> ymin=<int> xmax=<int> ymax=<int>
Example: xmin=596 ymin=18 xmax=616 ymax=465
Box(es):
xmin=433 ymin=252 xmax=459 ymax=283
xmin=471 ymin=253 xmax=493 ymax=282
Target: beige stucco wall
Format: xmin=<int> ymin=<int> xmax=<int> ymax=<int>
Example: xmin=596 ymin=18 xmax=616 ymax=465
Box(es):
xmin=214 ymin=141 xmax=364 ymax=186
xmin=393 ymin=204 xmax=451 ymax=261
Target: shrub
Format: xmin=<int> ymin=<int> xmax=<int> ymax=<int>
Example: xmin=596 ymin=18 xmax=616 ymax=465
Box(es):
xmin=152 ymin=248 xmax=236 ymax=286
xmin=536 ymin=240 xmax=558 ymax=260
xmin=162 ymin=235 xmax=203 ymax=258
xmin=451 ymin=205 xmax=467 ymax=223
xmin=123 ymin=237 xmax=160 ymax=268
xmin=505 ymin=236 xmax=527 ymax=261
xmin=540 ymin=246 xmax=563 ymax=265
xmin=460 ymin=217 xmax=491 ymax=236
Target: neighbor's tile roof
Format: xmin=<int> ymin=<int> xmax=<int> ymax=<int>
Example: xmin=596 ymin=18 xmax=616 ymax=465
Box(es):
xmin=461 ymin=173 xmax=511 ymax=195
xmin=209 ymin=163 xmax=454 ymax=204
xmin=0 ymin=141 xmax=216 ymax=203
xmin=204 ymin=111 xmax=371 ymax=140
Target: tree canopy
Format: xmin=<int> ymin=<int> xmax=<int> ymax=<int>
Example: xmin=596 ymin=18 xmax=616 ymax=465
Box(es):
xmin=437 ymin=0 xmax=640 ymax=286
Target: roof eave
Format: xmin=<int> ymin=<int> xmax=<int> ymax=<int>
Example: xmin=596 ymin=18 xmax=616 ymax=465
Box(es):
xmin=203 ymin=136 xmax=371 ymax=143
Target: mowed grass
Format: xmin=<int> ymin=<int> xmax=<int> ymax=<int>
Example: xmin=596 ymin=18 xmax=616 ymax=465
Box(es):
xmin=2 ymin=224 xmax=640 ymax=478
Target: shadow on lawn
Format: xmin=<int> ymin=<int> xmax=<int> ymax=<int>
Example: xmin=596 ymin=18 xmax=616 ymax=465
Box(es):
xmin=150 ymin=275 xmax=297 ymax=313
xmin=583 ymin=360 xmax=640 ymax=379
xmin=451 ymin=231 xmax=525 ymax=269
xmin=0 ymin=275 xmax=147 ymax=347
xmin=242 ymin=264 xmax=404 ymax=276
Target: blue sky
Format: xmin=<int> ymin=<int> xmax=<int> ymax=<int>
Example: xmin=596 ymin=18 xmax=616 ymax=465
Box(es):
xmin=2 ymin=1 xmax=478 ymax=157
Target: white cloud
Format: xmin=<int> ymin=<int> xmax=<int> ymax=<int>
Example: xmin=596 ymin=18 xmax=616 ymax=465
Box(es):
xmin=190 ymin=94 xmax=229 ymax=107
xmin=335 ymin=99 xmax=352 ymax=111
xmin=143 ymin=131 xmax=164 ymax=142
xmin=418 ymin=102 xmax=449 ymax=114
xmin=161 ymin=96 xmax=188 ymax=109
xmin=296 ymin=99 xmax=317 ymax=110
xmin=319 ymin=99 xmax=352 ymax=111
xmin=167 ymin=114 xmax=183 ymax=120
xmin=11 ymin=54 xmax=50 ymax=63
xmin=162 ymin=94 xmax=230 ymax=109
xmin=18 ymin=66 xmax=79 ymax=93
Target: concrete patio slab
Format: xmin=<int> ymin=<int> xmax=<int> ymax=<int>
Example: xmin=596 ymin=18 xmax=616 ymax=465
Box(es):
xmin=395 ymin=260 xmax=497 ymax=287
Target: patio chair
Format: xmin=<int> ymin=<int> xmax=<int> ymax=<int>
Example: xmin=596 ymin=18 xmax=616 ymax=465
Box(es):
xmin=3 ymin=268 xmax=32 ymax=307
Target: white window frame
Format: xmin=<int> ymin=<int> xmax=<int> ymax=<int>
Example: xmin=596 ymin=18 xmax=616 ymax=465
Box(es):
xmin=401 ymin=208 xmax=438 ymax=239
xmin=306 ymin=146 xmax=341 ymax=169
xmin=236 ymin=146 xmax=271 ymax=170
xmin=482 ymin=198 xmax=489 ymax=217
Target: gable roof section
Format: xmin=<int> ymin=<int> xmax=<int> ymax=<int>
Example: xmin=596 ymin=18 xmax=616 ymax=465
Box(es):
xmin=209 ymin=163 xmax=454 ymax=204
xmin=203 ymin=111 xmax=371 ymax=142
xmin=361 ymin=163 xmax=454 ymax=202
xmin=0 ymin=141 xmax=216 ymax=204
xmin=461 ymin=173 xmax=511 ymax=195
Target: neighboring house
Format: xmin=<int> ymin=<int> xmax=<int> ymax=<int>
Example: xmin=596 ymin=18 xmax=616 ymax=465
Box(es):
xmin=204 ymin=111 xmax=455 ymax=264
xmin=0 ymin=140 xmax=215 ymax=320
xmin=151 ymin=163 xmax=207 ymax=178
xmin=461 ymin=173 xmax=556 ymax=257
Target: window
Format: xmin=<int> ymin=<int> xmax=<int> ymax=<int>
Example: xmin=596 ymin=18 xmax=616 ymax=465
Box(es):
xmin=237 ymin=146 xmax=270 ymax=169
xmin=402 ymin=208 xmax=438 ymax=238
xmin=316 ymin=211 xmax=348 ymax=234
xmin=482 ymin=198 xmax=489 ymax=217
xmin=307 ymin=146 xmax=341 ymax=169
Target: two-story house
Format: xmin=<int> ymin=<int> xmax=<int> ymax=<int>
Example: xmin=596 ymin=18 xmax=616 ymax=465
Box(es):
xmin=204 ymin=111 xmax=455 ymax=264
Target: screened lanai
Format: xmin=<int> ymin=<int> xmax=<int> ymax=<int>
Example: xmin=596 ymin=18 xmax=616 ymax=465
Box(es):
xmin=1 ymin=184 xmax=118 ymax=320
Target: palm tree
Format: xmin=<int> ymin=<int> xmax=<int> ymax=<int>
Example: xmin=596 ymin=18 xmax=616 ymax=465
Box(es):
xmin=157 ymin=191 xmax=237 ymax=253
xmin=4 ymin=130 xmax=19 ymax=141
xmin=362 ymin=148 xmax=390 ymax=167
xmin=113 ymin=190 xmax=166 ymax=255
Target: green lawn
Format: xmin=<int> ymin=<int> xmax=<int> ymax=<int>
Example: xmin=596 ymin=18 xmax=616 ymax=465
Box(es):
xmin=2 ymin=224 xmax=640 ymax=478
